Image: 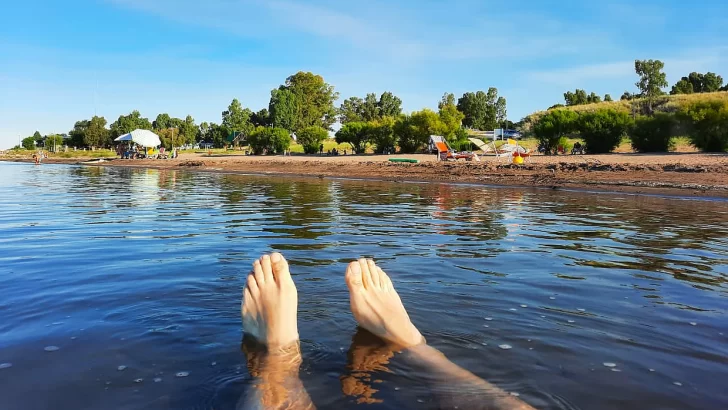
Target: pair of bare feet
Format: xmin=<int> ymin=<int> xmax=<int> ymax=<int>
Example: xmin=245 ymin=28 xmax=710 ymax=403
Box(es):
xmin=241 ymin=253 xmax=423 ymax=352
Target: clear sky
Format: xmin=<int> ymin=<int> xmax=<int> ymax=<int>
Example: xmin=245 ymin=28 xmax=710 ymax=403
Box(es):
xmin=1 ymin=0 xmax=727 ymax=148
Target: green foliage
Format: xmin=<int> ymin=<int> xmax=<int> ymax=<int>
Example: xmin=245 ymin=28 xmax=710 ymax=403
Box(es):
xmin=269 ymin=89 xmax=297 ymax=131
xmin=251 ymin=109 xmax=270 ymax=127
xmin=449 ymin=127 xmax=471 ymax=151
xmin=394 ymin=109 xmax=443 ymax=153
xmin=677 ymin=100 xmax=728 ymax=152
xmin=153 ymin=113 xmax=173 ymax=130
xmin=673 ymin=72 xmax=725 ymax=94
xmin=21 ymin=136 xmax=35 ymax=150
xmin=45 ymin=134 xmax=64 ymax=150
xmin=222 ymin=99 xmax=254 ymax=143
xmin=438 ymin=93 xmax=465 ymax=140
xmin=564 ymin=89 xmax=588 ymax=105
xmin=156 ymin=128 xmax=180 ymax=149
xmin=671 ymin=79 xmax=694 ymax=95
xmin=368 ymin=116 xmax=397 ymax=154
xmin=634 ymin=59 xmax=668 ymax=113
xmin=556 ymin=136 xmax=573 ymax=153
xmin=278 ymin=71 xmax=338 ymax=132
xmin=179 ymin=115 xmax=197 ymax=145
xmin=630 ymin=113 xmax=676 ymax=152
xmin=577 ymin=109 xmax=634 ymax=153
xmin=604 ymin=94 xmax=613 ymax=102
xmin=32 ymin=131 xmax=42 ymax=141
xmin=85 ymin=116 xmax=110 ymax=148
xmin=247 ymin=127 xmax=292 ymax=155
xmin=338 ymin=91 xmax=403 ymax=124
xmin=532 ymin=109 xmax=578 ymax=154
xmin=207 ymin=123 xmax=230 ymax=148
xmin=621 ymin=91 xmax=637 ymax=101
xmin=335 ymin=122 xmax=371 ymax=154
xmin=457 ymin=88 xmax=500 ymax=130
xmin=110 ymin=110 xmax=152 ymax=138
xmin=297 ymin=126 xmax=329 ymax=154
xmin=496 ymin=96 xmax=507 ymax=123
xmin=69 ymin=120 xmax=89 ymax=147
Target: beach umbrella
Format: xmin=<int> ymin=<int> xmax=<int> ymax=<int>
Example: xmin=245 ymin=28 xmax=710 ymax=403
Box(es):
xmin=114 ymin=129 xmax=162 ymax=147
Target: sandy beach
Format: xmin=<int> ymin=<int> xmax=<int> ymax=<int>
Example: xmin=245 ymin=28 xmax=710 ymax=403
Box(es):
xmin=4 ymin=151 xmax=728 ymax=198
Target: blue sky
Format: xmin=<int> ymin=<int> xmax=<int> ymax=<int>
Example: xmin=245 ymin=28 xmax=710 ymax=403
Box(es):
xmin=1 ymin=0 xmax=727 ymax=148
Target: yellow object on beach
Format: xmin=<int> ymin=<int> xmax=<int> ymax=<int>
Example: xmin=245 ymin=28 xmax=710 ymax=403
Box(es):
xmin=512 ymin=155 xmax=524 ymax=165
xmin=507 ymin=138 xmax=517 ymax=145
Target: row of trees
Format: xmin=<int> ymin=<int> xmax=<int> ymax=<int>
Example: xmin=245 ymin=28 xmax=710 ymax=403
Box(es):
xmin=562 ymin=89 xmax=613 ymax=106
xmin=670 ymin=72 xmax=725 ymax=95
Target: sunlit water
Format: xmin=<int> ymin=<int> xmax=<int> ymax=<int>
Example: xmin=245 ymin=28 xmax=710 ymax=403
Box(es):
xmin=0 ymin=162 xmax=727 ymax=410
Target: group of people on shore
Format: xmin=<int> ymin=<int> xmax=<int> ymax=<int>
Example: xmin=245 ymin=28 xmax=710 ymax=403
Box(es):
xmin=116 ymin=144 xmax=177 ymax=160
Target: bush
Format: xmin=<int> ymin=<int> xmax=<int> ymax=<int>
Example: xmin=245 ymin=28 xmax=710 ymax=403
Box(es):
xmin=630 ymin=114 xmax=675 ymax=152
xmin=577 ymin=109 xmax=633 ymax=153
xmin=556 ymin=136 xmax=573 ymax=153
xmin=248 ymin=126 xmax=291 ymax=155
xmin=677 ymin=100 xmax=728 ymax=152
xmin=393 ymin=109 xmax=443 ymax=153
xmin=297 ymin=126 xmax=328 ymax=154
xmin=533 ymin=109 xmax=578 ymax=154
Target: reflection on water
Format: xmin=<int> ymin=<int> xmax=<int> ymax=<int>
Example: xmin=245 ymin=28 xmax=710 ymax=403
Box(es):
xmin=0 ymin=162 xmax=727 ymax=410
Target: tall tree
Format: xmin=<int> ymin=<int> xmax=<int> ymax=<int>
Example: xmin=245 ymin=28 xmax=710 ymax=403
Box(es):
xmin=153 ymin=113 xmax=173 ymax=130
xmin=604 ymin=94 xmax=613 ymax=102
xmin=69 ymin=120 xmax=90 ymax=147
xmin=360 ymin=93 xmax=380 ymax=122
xmin=671 ymin=78 xmax=694 ymax=95
xmin=338 ymin=97 xmax=364 ymax=124
xmin=394 ymin=109 xmax=443 ymax=153
xmin=110 ymin=110 xmax=152 ymax=138
xmin=269 ymin=88 xmax=298 ymax=131
xmin=222 ymin=99 xmax=254 ymax=143
xmin=251 ymin=109 xmax=271 ymax=127
xmin=587 ymin=92 xmax=601 ymax=104
xmin=634 ymin=59 xmax=668 ymax=114
xmin=85 ymin=116 xmax=110 ymax=148
xmin=179 ymin=115 xmax=197 ymax=145
xmin=21 ymin=136 xmax=35 ymax=150
xmin=377 ymin=92 xmax=402 ymax=118
xmin=197 ymin=122 xmax=210 ymax=142
xmin=495 ymin=96 xmax=507 ymax=124
xmin=438 ymin=93 xmax=465 ymax=140
xmin=278 ymin=71 xmax=338 ymax=132
xmin=32 ymin=131 xmax=42 ymax=142
xmin=457 ymin=88 xmax=500 ymax=130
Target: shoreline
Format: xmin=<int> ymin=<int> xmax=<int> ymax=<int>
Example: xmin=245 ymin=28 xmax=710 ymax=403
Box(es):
xmin=3 ymin=152 xmax=728 ymax=199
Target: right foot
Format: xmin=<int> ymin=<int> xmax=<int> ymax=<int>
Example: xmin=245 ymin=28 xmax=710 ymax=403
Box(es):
xmin=345 ymin=259 xmax=424 ymax=348
xmin=241 ymin=253 xmax=299 ymax=351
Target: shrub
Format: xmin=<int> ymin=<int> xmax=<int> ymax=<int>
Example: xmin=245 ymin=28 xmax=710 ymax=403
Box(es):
xmin=556 ymin=136 xmax=573 ymax=154
xmin=533 ymin=109 xmax=578 ymax=154
xmin=247 ymin=126 xmax=291 ymax=155
xmin=297 ymin=126 xmax=328 ymax=154
xmin=393 ymin=109 xmax=443 ymax=153
xmin=577 ymin=109 xmax=633 ymax=153
xmin=677 ymin=100 xmax=728 ymax=152
xmin=630 ymin=113 xmax=676 ymax=152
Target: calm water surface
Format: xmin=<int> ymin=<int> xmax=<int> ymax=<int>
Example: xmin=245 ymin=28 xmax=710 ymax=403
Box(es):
xmin=0 ymin=162 xmax=727 ymax=410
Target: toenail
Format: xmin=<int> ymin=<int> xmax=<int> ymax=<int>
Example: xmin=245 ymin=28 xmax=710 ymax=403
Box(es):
xmin=350 ymin=262 xmax=361 ymax=274
xmin=271 ymin=253 xmax=281 ymax=262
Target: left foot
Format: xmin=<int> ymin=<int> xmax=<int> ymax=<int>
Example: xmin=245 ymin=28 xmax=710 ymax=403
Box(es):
xmin=241 ymin=253 xmax=299 ymax=351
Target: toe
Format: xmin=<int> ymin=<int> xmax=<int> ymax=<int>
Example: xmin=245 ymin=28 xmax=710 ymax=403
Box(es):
xmin=253 ymin=260 xmax=265 ymax=285
xmin=270 ymin=252 xmax=292 ymax=285
xmin=247 ymin=273 xmax=260 ymax=294
xmin=346 ymin=261 xmax=364 ymax=290
xmin=377 ymin=267 xmax=393 ymax=291
xmin=260 ymin=255 xmax=274 ymax=283
xmin=367 ymin=259 xmax=381 ymax=288
xmin=358 ymin=258 xmax=373 ymax=289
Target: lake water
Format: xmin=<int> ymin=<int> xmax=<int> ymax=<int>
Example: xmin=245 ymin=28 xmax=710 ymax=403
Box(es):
xmin=0 ymin=162 xmax=727 ymax=410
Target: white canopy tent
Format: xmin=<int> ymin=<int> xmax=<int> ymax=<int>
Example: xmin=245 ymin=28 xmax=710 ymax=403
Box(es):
xmin=114 ymin=129 xmax=162 ymax=148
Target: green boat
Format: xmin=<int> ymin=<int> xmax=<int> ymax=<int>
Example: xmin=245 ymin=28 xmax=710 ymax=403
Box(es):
xmin=388 ymin=158 xmax=419 ymax=164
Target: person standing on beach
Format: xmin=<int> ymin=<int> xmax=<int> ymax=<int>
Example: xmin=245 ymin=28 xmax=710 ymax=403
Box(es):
xmin=240 ymin=253 xmax=536 ymax=410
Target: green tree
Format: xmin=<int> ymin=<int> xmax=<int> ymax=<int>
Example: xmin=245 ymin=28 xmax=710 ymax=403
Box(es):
xmin=438 ymin=93 xmax=465 ymax=141
xmin=222 ymin=99 xmax=254 ymax=144
xmin=677 ymin=100 xmax=728 ymax=151
xmin=157 ymin=128 xmax=180 ymax=149
xmin=247 ymin=127 xmax=291 ymax=155
xmin=495 ymin=96 xmax=507 ymax=124
xmin=197 ymin=122 xmax=210 ymax=142
xmin=251 ymin=109 xmax=271 ymax=127
xmin=85 ymin=116 xmax=110 ymax=148
xmin=634 ymin=59 xmax=668 ymax=114
xmin=621 ymin=91 xmax=636 ymax=101
xmin=394 ymin=109 xmax=443 ymax=153
xmin=587 ymin=92 xmax=601 ymax=103
xmin=457 ymin=88 xmax=499 ymax=130
xmin=269 ymin=88 xmax=298 ymax=131
xmin=207 ymin=123 xmax=230 ymax=148
xmin=630 ymin=113 xmax=675 ymax=152
xmin=21 ymin=136 xmax=35 ymax=150
xmin=297 ymin=126 xmax=329 ymax=154
xmin=604 ymin=94 xmax=613 ymax=102
xmin=45 ymin=134 xmax=64 ymax=151
xmin=69 ymin=120 xmax=89 ymax=147
xmin=360 ymin=93 xmax=380 ymax=122
xmin=338 ymin=96 xmax=364 ymax=124
xmin=179 ymin=115 xmax=197 ymax=145
xmin=378 ymin=92 xmax=402 ymax=118
xmin=564 ymin=89 xmax=589 ymax=105
xmin=153 ymin=113 xmax=172 ymax=130
xmin=671 ymin=78 xmax=694 ymax=95
xmin=577 ymin=109 xmax=633 ymax=153
xmin=110 ymin=110 xmax=152 ymax=138
xmin=278 ymin=71 xmax=338 ymax=132
xmin=369 ymin=116 xmax=397 ymax=154
xmin=533 ymin=109 xmax=579 ymax=154
xmin=335 ymin=122 xmax=371 ymax=154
